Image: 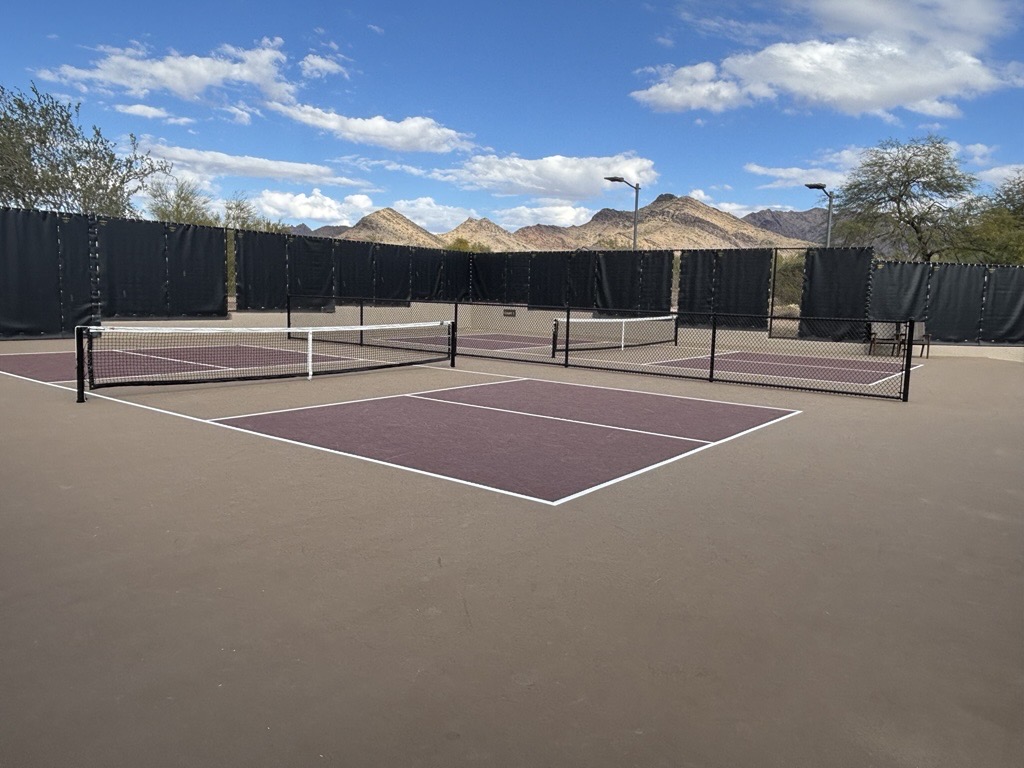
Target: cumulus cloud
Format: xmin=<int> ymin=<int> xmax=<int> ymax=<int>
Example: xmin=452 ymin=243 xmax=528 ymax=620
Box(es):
xmin=267 ymin=102 xmax=474 ymax=153
xmin=431 ymin=153 xmax=658 ymax=200
xmin=299 ymin=54 xmax=349 ymax=79
xmin=144 ymin=144 xmax=362 ymax=187
xmin=977 ymin=163 xmax=1024 ymax=187
xmin=37 ymin=37 xmax=474 ymax=155
xmin=633 ymin=0 xmax=1020 ymax=117
xmin=114 ymin=103 xmax=170 ymax=119
xmin=393 ymin=197 xmax=478 ymax=232
xmin=39 ymin=38 xmax=295 ymax=101
xmin=492 ymin=204 xmax=595 ymax=229
xmin=254 ymin=189 xmax=375 ymax=224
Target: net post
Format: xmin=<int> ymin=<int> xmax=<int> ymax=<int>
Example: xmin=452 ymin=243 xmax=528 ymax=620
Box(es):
xmin=673 ymin=313 xmax=680 ymax=346
xmin=563 ymin=308 xmax=571 ymax=368
xmin=75 ymin=325 xmax=87 ymax=402
xmin=550 ymin=319 xmax=558 ymax=359
xmin=901 ymin=318 xmax=914 ymax=402
xmin=287 ymin=294 xmax=292 ymax=327
xmin=449 ymin=319 xmax=457 ymax=367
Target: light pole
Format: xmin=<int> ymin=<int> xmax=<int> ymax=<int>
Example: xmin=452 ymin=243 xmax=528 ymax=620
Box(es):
xmin=805 ymin=182 xmax=834 ymax=248
xmin=605 ymin=176 xmax=640 ymax=250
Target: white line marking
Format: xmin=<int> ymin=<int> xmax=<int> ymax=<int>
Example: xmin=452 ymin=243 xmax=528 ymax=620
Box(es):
xmin=406 ymin=394 xmax=714 ymax=443
xmin=549 ymin=409 xmax=802 ymax=505
xmin=214 ymin=376 xmax=526 ymax=421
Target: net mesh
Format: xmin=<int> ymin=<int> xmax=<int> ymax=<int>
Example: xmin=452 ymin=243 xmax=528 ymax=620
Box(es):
xmin=551 ymin=314 xmax=679 ymax=355
xmin=79 ymin=321 xmax=454 ymax=391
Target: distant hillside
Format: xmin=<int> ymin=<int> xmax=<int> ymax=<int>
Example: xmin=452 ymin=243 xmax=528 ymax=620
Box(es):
xmin=516 ymin=194 xmax=813 ymax=251
xmin=339 ymin=208 xmax=445 ymax=249
xmin=440 ymin=217 xmax=528 ymax=252
xmin=285 ymin=194 xmax=815 ymax=252
xmin=288 ymin=223 xmax=351 ymax=238
xmin=743 ymin=208 xmax=827 ymax=244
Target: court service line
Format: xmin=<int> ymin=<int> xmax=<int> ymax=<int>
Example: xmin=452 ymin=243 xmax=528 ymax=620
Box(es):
xmin=405 ymin=394 xmax=714 ymax=444
xmin=212 ymin=375 xmax=528 ymax=421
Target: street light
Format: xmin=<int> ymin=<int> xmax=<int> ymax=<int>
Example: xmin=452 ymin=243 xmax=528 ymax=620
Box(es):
xmin=605 ymin=176 xmax=640 ymax=250
xmin=805 ymin=182 xmax=834 ymax=248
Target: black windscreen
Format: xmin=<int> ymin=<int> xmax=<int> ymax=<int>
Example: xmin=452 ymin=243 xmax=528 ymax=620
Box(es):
xmin=980 ymin=266 xmax=1024 ymax=343
xmin=235 ymin=230 xmax=287 ymax=310
xmin=0 ymin=208 xmax=62 ymax=336
xmin=97 ymin=218 xmax=167 ymax=317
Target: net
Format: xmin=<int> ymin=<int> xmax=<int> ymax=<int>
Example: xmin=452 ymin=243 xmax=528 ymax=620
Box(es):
xmin=76 ymin=321 xmax=455 ymax=398
xmin=551 ymin=314 xmax=678 ymax=356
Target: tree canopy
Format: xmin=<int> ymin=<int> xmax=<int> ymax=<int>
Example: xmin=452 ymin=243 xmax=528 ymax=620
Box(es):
xmin=834 ymin=136 xmax=977 ymax=262
xmin=0 ymin=83 xmax=168 ymax=217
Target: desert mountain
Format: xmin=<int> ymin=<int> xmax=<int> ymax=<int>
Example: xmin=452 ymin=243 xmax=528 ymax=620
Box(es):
xmin=743 ymin=208 xmax=827 ymax=244
xmin=339 ymin=208 xmax=445 ymax=249
xmin=286 ymin=195 xmax=814 ymax=252
xmin=439 ymin=217 xmax=528 ymax=252
xmin=515 ymin=194 xmax=813 ymax=251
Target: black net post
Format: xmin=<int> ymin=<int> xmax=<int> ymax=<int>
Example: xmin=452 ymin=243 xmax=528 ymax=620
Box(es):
xmin=901 ymin=319 xmax=914 ymax=402
xmin=75 ymin=325 xmax=87 ymax=402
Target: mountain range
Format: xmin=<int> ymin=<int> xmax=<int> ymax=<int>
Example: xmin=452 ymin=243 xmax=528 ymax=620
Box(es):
xmin=289 ymin=194 xmax=824 ymax=252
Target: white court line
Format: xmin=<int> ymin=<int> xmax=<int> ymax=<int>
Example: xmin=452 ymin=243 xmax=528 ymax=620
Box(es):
xmin=215 ymin=375 xmax=527 ymax=421
xmin=552 ymin=409 xmax=802 ymax=505
xmin=406 ymin=394 xmax=714 ymax=444
xmin=5 ymin=365 xmax=802 ymax=506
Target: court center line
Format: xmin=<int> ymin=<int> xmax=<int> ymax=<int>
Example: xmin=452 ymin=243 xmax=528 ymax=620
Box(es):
xmin=213 ymin=375 xmax=528 ymax=421
xmin=405 ymin=394 xmax=714 ymax=444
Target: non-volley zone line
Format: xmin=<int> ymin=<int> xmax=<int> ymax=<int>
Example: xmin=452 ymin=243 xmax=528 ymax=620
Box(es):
xmin=650 ymin=349 xmax=913 ymax=386
xmin=215 ymin=378 xmax=800 ymax=505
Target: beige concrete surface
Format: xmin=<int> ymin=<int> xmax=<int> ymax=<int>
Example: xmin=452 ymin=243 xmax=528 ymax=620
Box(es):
xmin=1 ymin=339 xmax=1021 ymax=767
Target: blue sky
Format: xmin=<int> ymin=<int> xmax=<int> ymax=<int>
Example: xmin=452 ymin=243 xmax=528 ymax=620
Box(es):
xmin=3 ymin=0 xmax=1022 ymax=232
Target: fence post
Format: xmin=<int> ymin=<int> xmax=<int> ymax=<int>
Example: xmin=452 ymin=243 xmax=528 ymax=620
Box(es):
xmin=901 ymin=318 xmax=914 ymax=402
xmin=563 ymin=307 xmax=571 ymax=368
xmin=709 ymin=311 xmax=717 ymax=382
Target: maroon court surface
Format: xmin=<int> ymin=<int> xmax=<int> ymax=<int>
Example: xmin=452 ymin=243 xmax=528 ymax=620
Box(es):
xmin=217 ymin=379 xmax=797 ymax=504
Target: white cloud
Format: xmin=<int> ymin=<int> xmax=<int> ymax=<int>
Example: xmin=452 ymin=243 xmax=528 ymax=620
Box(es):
xmin=633 ymin=0 xmax=1020 ymax=117
xmin=114 ymin=103 xmax=195 ymax=125
xmin=299 ymin=54 xmax=349 ymax=80
xmin=115 ymin=103 xmax=170 ymax=119
xmin=432 ymin=153 xmax=658 ymax=200
xmin=39 ymin=38 xmax=295 ymax=102
xmin=977 ymin=163 xmax=1024 ymax=187
xmin=392 ymin=197 xmax=478 ymax=232
xmin=493 ymin=204 xmax=595 ymax=229
xmin=255 ymin=189 xmax=374 ymax=224
xmin=744 ymin=162 xmax=848 ymax=190
xmin=632 ymin=62 xmax=752 ymax=112
xmin=144 ymin=144 xmax=362 ymax=186
xmin=221 ymin=103 xmax=255 ymax=125
xmin=266 ymin=101 xmax=474 ymax=153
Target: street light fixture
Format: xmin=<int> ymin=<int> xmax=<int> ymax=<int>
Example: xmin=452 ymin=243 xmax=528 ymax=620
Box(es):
xmin=605 ymin=176 xmax=640 ymax=250
xmin=804 ymin=182 xmax=834 ymax=248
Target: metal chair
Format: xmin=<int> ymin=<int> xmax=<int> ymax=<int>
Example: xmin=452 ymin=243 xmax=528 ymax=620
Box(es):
xmin=901 ymin=322 xmax=931 ymax=358
xmin=869 ymin=322 xmax=903 ymax=356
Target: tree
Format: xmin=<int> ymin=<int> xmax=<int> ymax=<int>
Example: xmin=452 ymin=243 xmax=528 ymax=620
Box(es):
xmin=446 ymin=236 xmax=492 ymax=253
xmin=147 ymin=178 xmax=219 ymax=226
xmin=957 ymin=171 xmax=1024 ymax=264
xmin=0 ymin=83 xmax=169 ymax=217
xmin=833 ymin=135 xmax=977 ymax=262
